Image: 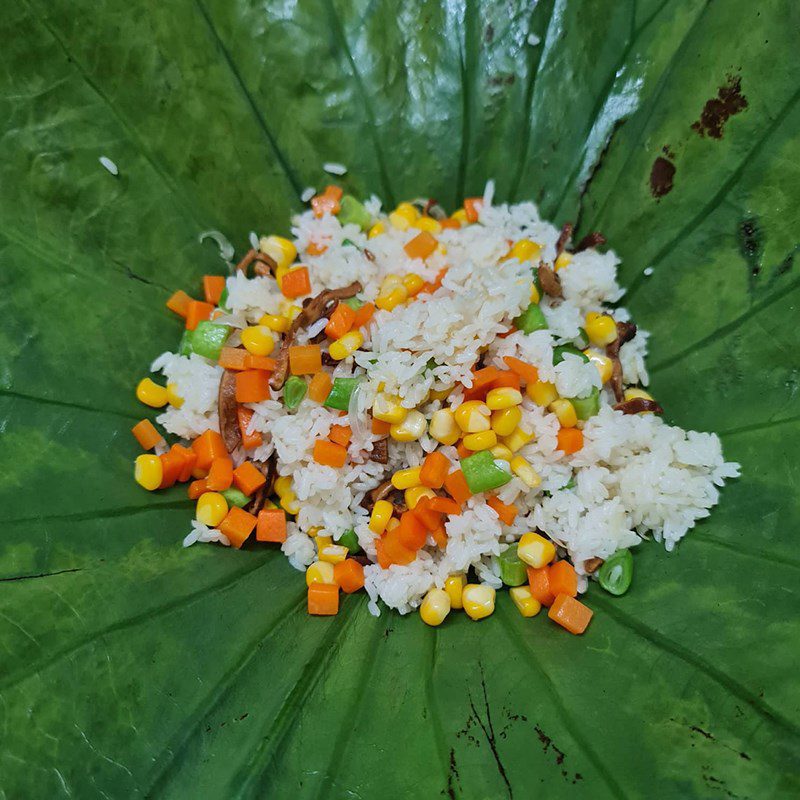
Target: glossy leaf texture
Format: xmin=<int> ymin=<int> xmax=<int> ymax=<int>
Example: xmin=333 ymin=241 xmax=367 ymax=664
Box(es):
xmin=1 ymin=0 xmax=799 ymax=797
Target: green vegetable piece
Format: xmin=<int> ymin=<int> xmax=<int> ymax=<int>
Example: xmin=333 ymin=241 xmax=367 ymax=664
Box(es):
xmin=337 ymin=528 xmax=361 ymax=554
xmin=324 ymin=377 xmax=361 ymax=411
xmin=598 ymin=549 xmax=633 ymax=596
xmin=221 ymin=488 xmax=250 ymax=508
xmin=575 ymin=326 xmax=590 ymax=349
xmin=563 ymin=478 xmax=576 ymax=490
xmin=570 ymin=386 xmax=600 ymax=420
xmin=338 ymin=195 xmax=373 ymax=230
xmin=552 ymin=345 xmax=589 ymax=365
xmin=498 ymin=544 xmax=527 ymax=586
xmin=283 ymin=375 xmax=308 ymax=410
xmin=190 ymin=322 xmax=229 ymax=361
xmin=531 ymin=269 xmax=542 ymax=295
xmin=460 ymin=450 xmax=512 ymax=494
xmin=342 ymin=296 xmax=364 ymax=310
xmin=178 ymin=330 xmax=194 ymax=356
xmin=218 ymin=286 xmax=230 ymax=312
xmin=513 ymin=303 xmax=548 ymax=334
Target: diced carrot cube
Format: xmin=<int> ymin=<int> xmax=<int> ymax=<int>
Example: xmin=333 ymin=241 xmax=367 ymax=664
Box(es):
xmin=428 ymin=496 xmax=461 ymax=516
xmin=430 ymin=525 xmax=448 ymax=548
xmin=281 ymin=266 xmax=311 ymax=299
xmin=206 ymin=457 xmax=233 ymax=491
xmin=325 ymin=303 xmax=356 ymax=340
xmin=308 ymin=583 xmax=339 ymax=615
xmin=548 ymin=594 xmax=593 ymax=634
xmin=313 ymin=439 xmax=348 ymax=468
xmin=528 ymin=566 xmax=555 ymax=607
xmin=486 ymin=496 xmax=517 ymax=525
xmin=456 ymin=440 xmax=472 ymax=459
xmin=311 ymin=185 xmax=343 ymax=218
xmin=191 ymin=430 xmax=227 ymax=470
xmin=549 ymin=561 xmax=578 ymax=598
xmin=371 ymin=417 xmax=391 ymax=435
xmin=158 ymin=448 xmax=184 ymax=489
xmin=188 ymin=479 xmax=208 ymax=500
xmin=420 ymin=451 xmax=450 ymax=489
xmin=380 ymin=531 xmax=417 ymax=566
xmin=244 ymin=355 xmax=276 ymax=372
xmin=334 ymin=559 xmax=365 ymax=593
xmin=166 ymin=290 xmax=192 ymax=318
xmin=203 ymin=275 xmax=226 ymax=305
xmin=353 ymin=302 xmax=375 ymax=328
xmin=411 ymin=497 xmax=443 ymax=532
xmin=463 ymin=197 xmax=483 ymax=223
xmin=490 ymin=371 xmax=521 ymax=391
xmin=218 ymin=507 xmax=257 ymax=549
xmin=503 ymin=356 xmax=539 ymax=385
xmin=444 ymin=469 xmax=472 ymax=505
xmin=218 ymin=347 xmax=249 ymax=371
xmin=237 ymin=406 xmax=263 ymax=450
xmin=172 ymin=444 xmax=197 ymax=482
xmin=131 ymin=419 xmax=164 ymax=451
xmin=235 ymin=370 xmax=271 ymax=403
xmin=397 ymin=511 xmax=427 ymax=550
xmin=328 ymin=424 xmax=352 ymax=448
xmin=308 ymin=371 xmax=333 ymax=403
xmin=306 ymin=241 xmax=328 ymax=256
xmin=185 ymin=300 xmax=214 ymax=331
xmin=232 ymin=461 xmax=266 ymax=496
xmin=556 ymin=427 xmax=584 ymax=455
xmin=404 ymin=231 xmax=437 ymax=260
xmin=256 ymin=508 xmax=287 ymax=543
xmin=289 ymin=345 xmax=322 ymax=376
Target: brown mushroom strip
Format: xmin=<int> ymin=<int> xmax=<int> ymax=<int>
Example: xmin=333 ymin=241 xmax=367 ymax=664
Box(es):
xmin=538 ymin=263 xmax=563 ymax=298
xmin=363 ymin=248 xmax=376 ymax=263
xmin=573 ymin=232 xmax=606 ymax=253
xmin=583 ymin=557 xmax=604 ymax=574
xmin=235 ymin=248 xmax=257 ymax=274
xmin=370 ymin=438 xmax=389 ymax=464
xmin=368 ymin=480 xmax=395 ymax=506
xmin=613 ymin=398 xmax=664 ymax=415
xmin=253 ymin=251 xmax=278 ymax=278
xmin=555 ymin=222 xmax=574 ymax=257
xmin=218 ymin=370 xmax=241 ymax=453
xmin=247 ymin=456 xmax=277 ymax=515
xmin=606 ymin=321 xmax=638 ymax=402
xmin=271 ymin=281 xmax=363 ymax=389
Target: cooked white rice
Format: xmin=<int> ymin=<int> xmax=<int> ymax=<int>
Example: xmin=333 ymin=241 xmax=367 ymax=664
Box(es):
xmin=156 ymin=185 xmax=739 ymax=615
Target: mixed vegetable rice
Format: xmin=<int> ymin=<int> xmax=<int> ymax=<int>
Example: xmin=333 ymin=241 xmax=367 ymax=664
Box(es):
xmin=130 ymin=182 xmax=739 ymax=632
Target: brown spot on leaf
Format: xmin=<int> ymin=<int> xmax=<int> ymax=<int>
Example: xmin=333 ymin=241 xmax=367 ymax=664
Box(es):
xmin=691 ymin=75 xmax=748 ymax=139
xmin=649 ymin=156 xmax=675 ymax=199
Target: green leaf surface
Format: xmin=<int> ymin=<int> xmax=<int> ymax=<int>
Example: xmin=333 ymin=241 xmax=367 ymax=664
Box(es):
xmin=2 ymin=0 xmax=798 ymax=797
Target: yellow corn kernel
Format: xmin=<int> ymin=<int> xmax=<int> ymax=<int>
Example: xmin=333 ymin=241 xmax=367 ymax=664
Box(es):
xmin=402 ymin=273 xmax=425 ymax=297
xmin=368 ymin=221 xmax=386 ymax=239
xmin=372 ymin=393 xmax=408 ymax=424
xmin=454 ymin=400 xmax=491 ymax=433
xmin=329 ymin=330 xmax=364 ymax=361
xmin=319 ymin=544 xmax=349 ymax=564
xmin=274 ymin=476 xmax=293 ymax=496
xmin=390 ymin=410 xmax=427 ymax=442
xmin=380 ymin=274 xmax=403 ymax=291
xmin=491 ymin=406 xmax=522 ymax=437
xmin=389 ymin=202 xmax=420 ymax=230
xmin=136 ymin=377 xmax=168 ymax=408
xmin=506 ymin=239 xmax=542 ymax=263
xmin=554 ymin=252 xmax=572 ymax=271
xmin=504 ymin=426 xmax=535 ymax=453
xmin=275 ymin=263 xmax=290 ymax=287
xmin=241 ymin=325 xmax=275 ymax=357
xmin=375 ymin=285 xmax=408 ymax=311
xmin=391 ymin=466 xmax=423 ymax=490
xmin=624 ymin=388 xmax=654 ymax=402
xmin=369 ymin=500 xmax=393 ymax=534
xmin=530 ymin=282 xmax=541 ymax=304
xmin=510 ymin=456 xmax=541 ymax=489
xmin=510 ymin=586 xmax=542 ymax=618
xmin=462 ymin=430 xmax=498 ymax=451
xmin=259 ymin=313 xmax=291 ymax=333
xmin=280 ymin=492 xmax=300 ymax=515
xmin=517 ymin=532 xmax=556 ymax=568
xmin=306 ymin=560 xmax=336 ymax=586
xmin=405 ymin=486 xmax=436 ymax=509
xmin=281 ymin=302 xmax=303 ymax=322
xmin=527 ymin=380 xmax=558 ymax=407
xmin=584 ymin=350 xmax=613 ymax=383
xmin=584 ymin=312 xmax=618 ymax=346
xmin=550 ymin=398 xmax=578 ymax=428
xmin=486 ymin=387 xmax=523 ymax=410
xmin=462 ymin=584 xmax=496 ymax=621
xmin=196 ymin=492 xmax=229 ymax=527
xmin=315 ymin=534 xmax=333 ymax=550
xmin=451 ymin=209 xmax=469 ymax=226
xmin=437 ymin=243 xmax=448 ymax=256
xmin=166 ymin=382 xmax=184 ymax=408
xmin=259 ymin=235 xmax=297 ymax=272
xmin=444 ymin=574 xmax=466 ymax=610
xmin=413 ymin=216 xmax=442 ymax=234
xmin=490 ymin=443 xmax=513 ymax=462
xmin=386 ymin=517 xmax=400 ymax=532
xmin=429 ymin=408 xmax=460 ymax=445
xmin=308 ymin=526 xmax=324 ymax=538
xmin=419 ymin=588 xmax=451 ymax=626
xmin=429 ymin=385 xmax=454 ymax=402
xmin=134 ymin=454 xmax=163 ymax=491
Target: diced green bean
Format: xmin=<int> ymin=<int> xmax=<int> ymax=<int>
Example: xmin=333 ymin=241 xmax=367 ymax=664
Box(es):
xmin=570 ymin=386 xmax=600 ymax=420
xmin=499 ymin=544 xmax=527 ymax=586
xmin=337 ymin=528 xmax=361 ymax=554
xmin=283 ymin=376 xmax=308 ymax=410
xmin=460 ymin=450 xmax=512 ymax=494
xmin=191 ymin=322 xmax=230 ymax=360
xmin=218 ymin=286 xmax=230 ymax=312
xmin=178 ymin=330 xmax=194 ymax=356
xmin=338 ymin=195 xmax=373 ymax=230
xmin=598 ymin=549 xmax=633 ymax=596
xmin=552 ymin=345 xmax=589 ymax=365
xmin=324 ymin=377 xmax=361 ymax=411
xmin=342 ymin=296 xmax=364 ymax=310
xmin=513 ymin=303 xmax=548 ymax=334
xmin=575 ymin=326 xmax=590 ymax=349
xmin=222 ymin=488 xmax=250 ymax=508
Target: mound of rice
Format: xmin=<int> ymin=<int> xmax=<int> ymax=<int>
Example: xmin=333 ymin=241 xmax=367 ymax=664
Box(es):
xmin=151 ymin=184 xmax=739 ymax=616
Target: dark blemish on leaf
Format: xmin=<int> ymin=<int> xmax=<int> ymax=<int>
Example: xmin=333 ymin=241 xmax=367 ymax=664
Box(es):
xmin=740 ymin=751 xmax=751 ymax=761
xmin=489 ymin=74 xmax=516 ymax=87
xmin=662 ymin=144 xmax=674 ymax=158
xmin=649 ymin=156 xmax=675 ymax=199
xmin=691 ymin=75 xmax=748 ymax=139
xmin=690 ymin=725 xmax=714 ymax=741
xmin=0 ymin=567 xmax=82 ymax=583
xmin=445 ymin=748 xmax=461 ymax=799
xmin=485 ymin=23 xmax=494 ymax=43
xmin=738 ymin=217 xmax=763 ymax=284
xmin=237 ymin=713 xmax=249 ymax=721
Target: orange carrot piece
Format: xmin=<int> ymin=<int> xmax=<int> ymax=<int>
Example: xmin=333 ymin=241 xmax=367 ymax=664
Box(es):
xmin=444 ymin=469 xmax=472 ymax=505
xmin=556 ymin=427 xmax=584 ymax=455
xmin=328 ymin=424 xmax=352 ymax=448
xmin=191 ymin=466 xmax=209 ymax=480
xmin=235 ymin=370 xmax=271 ymax=403
xmin=397 ymin=511 xmax=427 ymax=550
xmin=206 ymin=457 xmax=233 ymax=491
xmin=548 ymin=594 xmax=593 ymax=634
xmin=308 ymin=371 xmax=333 ymax=403
xmin=185 ymin=300 xmax=214 ymax=331
xmin=381 ymin=531 xmax=417 ymax=566
xmin=404 ymin=231 xmax=437 ymax=260
xmin=371 ymin=417 xmax=391 ymax=435
xmin=281 ymin=266 xmax=312 ymax=299
xmin=334 ymin=559 xmax=365 ymax=593
xmin=325 ymin=303 xmax=356 ymax=340
xmin=232 ymin=461 xmax=267 ymax=496
xmin=486 ymin=496 xmax=518 ymax=525
xmin=306 ymin=241 xmax=328 ymax=256
xmin=549 ymin=561 xmax=578 ymax=598
xmin=313 ymin=439 xmax=348 ymax=468
xmin=463 ymin=197 xmax=483 ymax=223
xmin=503 ymin=356 xmax=540 ymax=385
xmin=218 ymin=347 xmax=249 ymax=371
xmin=172 ymin=444 xmax=197 ymax=482
xmin=375 ymin=537 xmax=392 ymax=569
xmin=218 ymin=507 xmax=258 ymax=549
xmin=456 ymin=440 xmax=472 ymax=459
xmin=428 ymin=496 xmax=461 ymax=516
xmin=289 ymin=345 xmax=322 ymax=375
xmin=463 ymin=366 xmax=501 ymax=401
xmin=158 ymin=448 xmax=183 ymax=489
xmin=166 ymin=290 xmax=192 ymax=318
xmin=440 ymin=217 xmax=460 ymax=230
xmin=131 ymin=419 xmax=164 ymax=451
xmin=490 ymin=371 xmax=521 ymax=391
xmin=202 ymin=275 xmax=226 ymax=305
xmin=256 ymin=508 xmax=287 ymax=543
xmin=411 ymin=497 xmax=444 ymax=532
xmin=188 ymin=479 xmax=208 ymax=500
xmin=311 ymin=185 xmax=343 ymax=218
xmin=430 ymin=525 xmax=448 ymax=548
xmin=244 ymin=355 xmax=276 ymax=372
xmin=308 ymin=583 xmax=339 ymax=615
xmin=191 ymin=430 xmax=227 ymax=470
xmin=353 ymin=302 xmax=375 ymax=328
xmin=237 ymin=406 xmax=263 ymax=450
xmin=528 ymin=566 xmax=555 ymax=607
xmin=420 ymin=451 xmax=450 ymax=489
